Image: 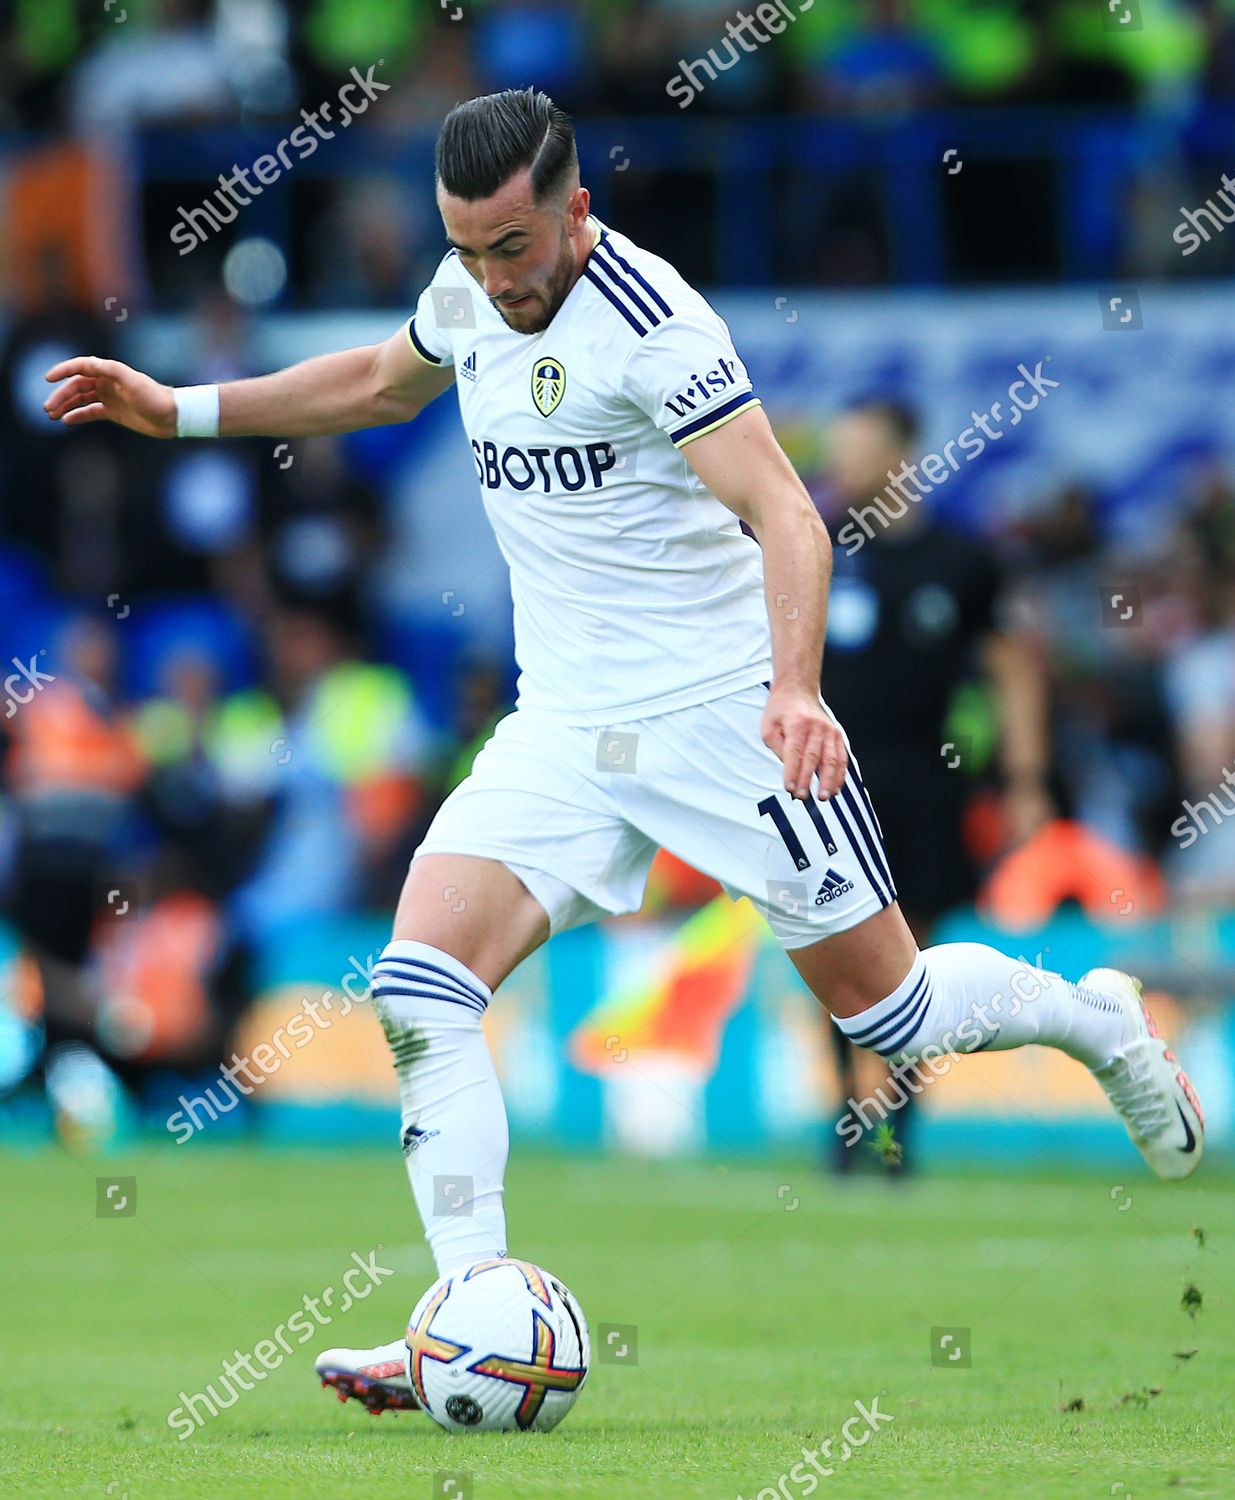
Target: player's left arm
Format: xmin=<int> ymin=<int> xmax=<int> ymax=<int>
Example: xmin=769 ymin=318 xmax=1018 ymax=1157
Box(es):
xmin=682 ymin=405 xmax=846 ymax=800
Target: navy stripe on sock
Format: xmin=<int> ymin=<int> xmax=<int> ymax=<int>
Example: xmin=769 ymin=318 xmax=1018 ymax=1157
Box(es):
xmin=371 ymin=982 xmax=485 ymax=1015
xmin=372 ymin=962 xmax=485 ymax=997
xmin=373 ymin=975 xmax=486 ymax=1016
xmin=376 ymin=956 xmax=489 ymax=1011
xmin=846 ymin=970 xmax=927 ymax=1044
xmin=870 ymin=982 xmax=934 ymax=1057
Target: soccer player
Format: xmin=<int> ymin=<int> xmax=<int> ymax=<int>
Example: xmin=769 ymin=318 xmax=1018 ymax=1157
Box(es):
xmin=44 ymin=88 xmax=1204 ymax=1417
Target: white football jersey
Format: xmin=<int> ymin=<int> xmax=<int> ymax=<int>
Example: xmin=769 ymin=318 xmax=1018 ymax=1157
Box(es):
xmin=406 ymin=216 xmax=773 ymax=724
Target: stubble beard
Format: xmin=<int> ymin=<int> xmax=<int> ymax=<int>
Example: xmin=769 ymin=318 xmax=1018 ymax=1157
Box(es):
xmin=494 ymin=237 xmax=579 ymax=335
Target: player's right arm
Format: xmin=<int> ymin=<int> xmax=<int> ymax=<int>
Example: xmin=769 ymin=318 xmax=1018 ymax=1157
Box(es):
xmin=42 ymin=325 xmax=455 ymax=439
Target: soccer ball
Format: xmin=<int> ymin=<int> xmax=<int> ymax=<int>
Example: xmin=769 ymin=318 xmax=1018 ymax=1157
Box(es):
xmin=405 ymin=1258 xmax=590 ymax=1432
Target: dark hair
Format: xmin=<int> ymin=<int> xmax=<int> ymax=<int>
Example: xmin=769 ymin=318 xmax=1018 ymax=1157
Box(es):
xmin=436 ymin=89 xmax=577 ymax=203
xmin=850 ymin=397 xmax=920 ymax=450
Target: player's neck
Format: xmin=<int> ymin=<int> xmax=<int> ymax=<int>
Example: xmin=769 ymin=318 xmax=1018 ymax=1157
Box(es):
xmin=570 ymin=215 xmax=602 ymax=285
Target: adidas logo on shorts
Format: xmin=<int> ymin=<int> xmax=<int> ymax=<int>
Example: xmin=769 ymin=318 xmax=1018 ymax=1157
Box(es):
xmin=814 ymin=867 xmax=855 ymax=905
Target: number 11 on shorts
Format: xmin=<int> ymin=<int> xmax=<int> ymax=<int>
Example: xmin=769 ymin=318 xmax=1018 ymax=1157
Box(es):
xmin=757 ymin=792 xmax=839 ymax=871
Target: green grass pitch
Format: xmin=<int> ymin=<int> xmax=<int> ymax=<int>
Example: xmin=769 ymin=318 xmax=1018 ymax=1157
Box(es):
xmin=1 ymin=1144 xmax=1232 ymax=1499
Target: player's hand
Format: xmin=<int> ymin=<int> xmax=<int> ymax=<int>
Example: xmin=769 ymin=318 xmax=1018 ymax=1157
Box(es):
xmin=761 ymin=683 xmax=847 ymax=800
xmin=43 ymin=356 xmax=177 ymax=438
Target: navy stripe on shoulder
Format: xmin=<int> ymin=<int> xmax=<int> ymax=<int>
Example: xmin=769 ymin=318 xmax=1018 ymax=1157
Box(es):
xmin=598 ymin=232 xmax=673 ymax=318
xmin=583 ymin=267 xmax=649 ymax=336
xmin=408 ymin=317 xmax=444 ymax=365
xmin=591 ymin=243 xmax=664 ymax=330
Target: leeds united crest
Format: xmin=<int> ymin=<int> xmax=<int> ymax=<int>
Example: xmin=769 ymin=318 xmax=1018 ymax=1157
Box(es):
xmin=531 ymin=357 xmax=566 ymax=417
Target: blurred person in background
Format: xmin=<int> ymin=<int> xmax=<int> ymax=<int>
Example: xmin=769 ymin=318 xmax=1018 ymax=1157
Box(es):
xmin=779 ymin=0 xmax=942 ymax=284
xmin=130 ymin=643 xmax=281 ymax=901
xmin=80 ymin=842 xmax=251 ymax=1143
xmin=0 ymin=247 xmax=124 ymax=583
xmin=128 ymin=292 xmax=266 ymax=602
xmin=229 ymin=604 xmax=436 ymax=944
xmin=440 ymin=653 xmax=512 ymax=796
xmin=294 ymin=0 xmax=423 ymax=114
xmin=470 ymin=0 xmax=593 ymax=115
xmin=1 ymin=613 xmax=145 ymax=1142
xmin=1162 ymin=475 xmax=1235 ymax=905
xmin=306 ymin=178 xmax=422 ymax=309
xmin=592 ymin=0 xmax=683 ymax=116
xmin=815 ymin=398 xmax=1054 ymax=1174
xmin=68 ymin=0 xmax=243 ymax=140
xmin=1012 ymin=491 xmax=1181 ymax=860
xmin=804 ymin=0 xmax=942 ymax=117
xmin=260 ymin=435 xmax=382 ymax=616
xmin=0 ymin=0 xmax=82 ymax=130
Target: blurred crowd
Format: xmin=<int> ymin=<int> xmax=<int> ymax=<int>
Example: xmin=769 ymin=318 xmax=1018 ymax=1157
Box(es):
xmin=0 ymin=402 xmax=509 ymax=1133
xmin=5 ymin=0 xmax=1235 ymax=295
xmin=2 ymin=0 xmax=1234 ymax=1138
xmin=1003 ymin=475 xmax=1235 ymax=897
xmin=8 ymin=0 xmax=1235 ymax=133
xmin=5 ymin=362 xmax=1232 ymax=1136
xmin=814 ymin=448 xmax=1235 ymax=912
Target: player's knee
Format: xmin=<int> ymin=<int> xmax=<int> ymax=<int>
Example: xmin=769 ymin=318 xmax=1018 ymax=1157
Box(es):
xmin=789 ymin=904 xmax=918 ymax=1016
xmin=393 ymin=855 xmax=549 ymax=988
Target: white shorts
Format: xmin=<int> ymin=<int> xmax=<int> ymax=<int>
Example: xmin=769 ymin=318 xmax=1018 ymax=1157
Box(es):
xmin=412 ymin=679 xmax=898 ymax=949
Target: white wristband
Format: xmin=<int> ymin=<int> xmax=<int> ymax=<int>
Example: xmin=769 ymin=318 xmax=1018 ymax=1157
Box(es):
xmin=174 ymin=384 xmax=221 ymax=438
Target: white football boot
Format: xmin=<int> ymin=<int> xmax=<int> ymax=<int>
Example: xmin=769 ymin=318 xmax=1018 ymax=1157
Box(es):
xmin=1084 ymin=968 xmax=1204 ymax=1180
xmin=315 ymin=1338 xmax=419 ymax=1415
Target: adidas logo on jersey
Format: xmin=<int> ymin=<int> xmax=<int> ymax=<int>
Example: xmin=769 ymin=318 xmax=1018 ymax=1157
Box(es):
xmin=814 ymin=868 xmax=855 ymax=905
xmin=460 ymin=350 xmax=478 ymax=383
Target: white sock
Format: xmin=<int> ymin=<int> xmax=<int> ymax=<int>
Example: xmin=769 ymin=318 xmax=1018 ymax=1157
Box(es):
xmin=371 ymin=940 xmax=508 ymax=1275
xmin=832 ymin=943 xmax=1130 ymax=1070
